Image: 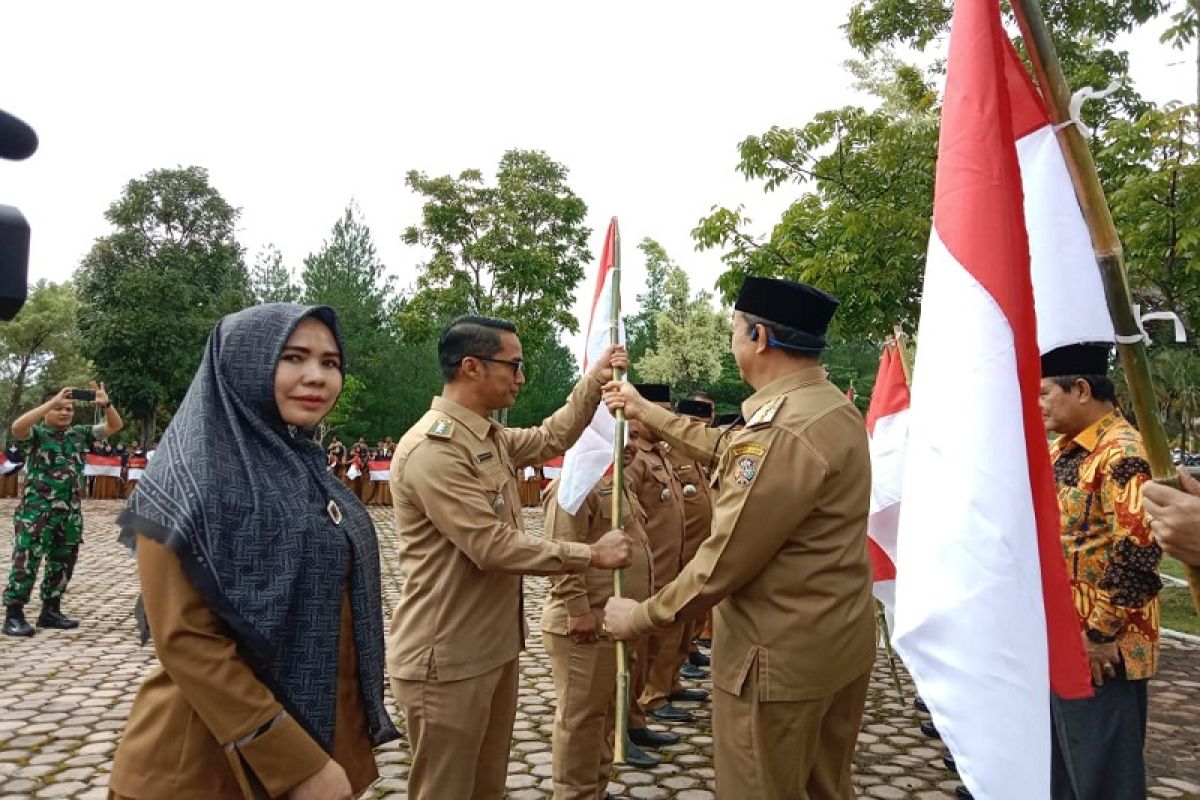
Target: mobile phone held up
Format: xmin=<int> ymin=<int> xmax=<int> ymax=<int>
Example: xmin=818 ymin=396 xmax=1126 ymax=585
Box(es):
xmin=69 ymin=389 xmax=95 ymax=402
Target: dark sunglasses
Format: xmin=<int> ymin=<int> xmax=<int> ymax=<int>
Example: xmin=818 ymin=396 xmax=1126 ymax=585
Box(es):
xmin=465 ymin=355 xmax=525 ymax=376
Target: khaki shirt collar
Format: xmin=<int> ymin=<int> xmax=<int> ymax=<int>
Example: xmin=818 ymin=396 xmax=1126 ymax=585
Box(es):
xmin=741 ymin=366 xmax=828 ymax=421
xmin=430 ymin=395 xmax=497 ymax=442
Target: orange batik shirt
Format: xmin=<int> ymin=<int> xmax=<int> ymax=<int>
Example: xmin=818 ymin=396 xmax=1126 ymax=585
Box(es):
xmin=1049 ymin=410 xmax=1162 ymax=680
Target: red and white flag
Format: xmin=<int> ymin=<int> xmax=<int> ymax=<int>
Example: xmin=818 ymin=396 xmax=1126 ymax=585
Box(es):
xmin=557 ymin=218 xmax=624 ymax=514
xmin=866 ymin=342 xmax=910 ymax=617
xmin=892 ymin=1 xmax=1108 ymax=797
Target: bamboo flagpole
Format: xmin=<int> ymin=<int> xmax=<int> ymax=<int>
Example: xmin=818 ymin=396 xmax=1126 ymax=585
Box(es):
xmin=1010 ymin=0 xmax=1200 ymax=610
xmin=876 ymin=327 xmax=914 ymax=698
xmin=607 ymin=218 xmax=631 ymax=764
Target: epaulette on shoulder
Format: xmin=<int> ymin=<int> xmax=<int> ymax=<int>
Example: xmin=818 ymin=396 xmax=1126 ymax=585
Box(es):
xmin=745 ymin=395 xmax=785 ymax=428
xmin=426 ymin=418 xmax=455 ymax=440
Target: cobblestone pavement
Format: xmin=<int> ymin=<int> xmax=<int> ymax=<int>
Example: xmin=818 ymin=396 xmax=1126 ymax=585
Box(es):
xmin=0 ymin=501 xmax=1197 ymax=798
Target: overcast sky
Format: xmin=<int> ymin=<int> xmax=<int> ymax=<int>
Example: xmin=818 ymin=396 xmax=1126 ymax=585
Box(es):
xmin=1 ymin=1 xmax=1191 ymax=358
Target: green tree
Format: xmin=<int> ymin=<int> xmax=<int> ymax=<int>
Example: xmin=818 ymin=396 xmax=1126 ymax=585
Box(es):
xmin=301 ymin=205 xmax=441 ymax=442
xmin=624 ymin=238 xmax=675 ymax=379
xmin=401 ymin=149 xmax=591 ymax=347
xmin=508 ymin=337 xmax=580 ymax=427
xmin=635 ymin=261 xmax=731 ymax=399
xmin=75 ymin=166 xmax=251 ymax=443
xmin=1099 ymin=102 xmax=1200 ymax=339
xmin=0 ymin=281 xmax=87 ymax=447
xmin=320 ymin=373 xmax=366 ymax=442
xmin=693 ymin=59 xmax=938 ymax=338
xmin=250 ymin=244 xmax=300 ymax=304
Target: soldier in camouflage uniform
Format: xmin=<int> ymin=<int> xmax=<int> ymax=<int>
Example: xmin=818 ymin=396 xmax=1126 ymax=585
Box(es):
xmin=3 ymin=384 xmax=123 ymax=636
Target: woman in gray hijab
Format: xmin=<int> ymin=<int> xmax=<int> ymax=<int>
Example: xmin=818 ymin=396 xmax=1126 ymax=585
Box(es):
xmin=109 ymin=304 xmax=399 ymax=799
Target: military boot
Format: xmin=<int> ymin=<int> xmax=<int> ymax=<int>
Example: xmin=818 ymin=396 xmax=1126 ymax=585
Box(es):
xmin=3 ymin=605 xmax=34 ymax=637
xmin=36 ymin=598 xmax=79 ymax=630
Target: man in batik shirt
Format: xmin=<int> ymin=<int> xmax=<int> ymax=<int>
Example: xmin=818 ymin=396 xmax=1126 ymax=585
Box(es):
xmin=1039 ymin=343 xmax=1161 ymax=800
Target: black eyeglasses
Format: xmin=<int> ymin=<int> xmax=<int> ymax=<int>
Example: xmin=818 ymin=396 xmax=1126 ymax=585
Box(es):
xmin=465 ymin=355 xmax=525 ymax=376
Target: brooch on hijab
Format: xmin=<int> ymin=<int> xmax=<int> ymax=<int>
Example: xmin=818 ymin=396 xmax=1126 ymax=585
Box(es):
xmin=327 ymin=499 xmax=343 ymax=525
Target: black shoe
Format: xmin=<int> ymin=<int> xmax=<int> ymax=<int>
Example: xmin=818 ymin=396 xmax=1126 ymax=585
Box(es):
xmin=628 ymin=727 xmax=680 ymax=748
xmin=668 ymin=688 xmax=708 ymax=703
xmin=914 ymin=696 xmax=929 ymax=714
xmin=622 ymin=741 xmax=659 ymax=767
xmin=3 ymin=605 xmax=33 ymax=637
xmin=696 ymin=638 xmax=712 ymax=648
xmin=647 ymin=703 xmax=693 ymax=723
xmin=943 ymin=754 xmax=957 ymax=773
xmin=920 ymin=720 xmax=941 ymax=739
xmin=36 ymin=598 xmax=79 ymax=630
xmin=955 ymin=785 xmax=974 ymax=799
xmin=679 ymin=663 xmax=709 ymax=680
xmin=688 ymin=650 xmax=711 ymax=667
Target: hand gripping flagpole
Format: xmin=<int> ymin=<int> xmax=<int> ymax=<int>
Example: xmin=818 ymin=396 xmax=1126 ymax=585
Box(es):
xmin=1011 ymin=0 xmax=1200 ymax=611
xmin=608 ymin=218 xmax=631 ymax=764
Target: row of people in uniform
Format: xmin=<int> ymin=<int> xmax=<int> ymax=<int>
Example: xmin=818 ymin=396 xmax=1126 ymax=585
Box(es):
xmin=102 ymin=281 xmax=878 ymax=800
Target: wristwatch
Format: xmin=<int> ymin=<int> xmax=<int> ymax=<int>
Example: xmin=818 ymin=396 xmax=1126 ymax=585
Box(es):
xmin=1085 ymin=628 xmax=1119 ymax=644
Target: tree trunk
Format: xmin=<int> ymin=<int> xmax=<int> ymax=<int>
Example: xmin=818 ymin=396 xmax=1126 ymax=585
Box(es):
xmin=140 ymin=411 xmax=157 ymax=446
xmin=1 ymin=357 xmax=33 ymax=450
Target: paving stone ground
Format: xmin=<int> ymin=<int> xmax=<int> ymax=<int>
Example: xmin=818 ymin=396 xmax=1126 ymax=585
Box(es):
xmin=0 ymin=500 xmax=1197 ymax=798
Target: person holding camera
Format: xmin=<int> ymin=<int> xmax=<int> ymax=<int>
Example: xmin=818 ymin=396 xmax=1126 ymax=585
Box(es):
xmin=3 ymin=383 xmax=123 ymax=636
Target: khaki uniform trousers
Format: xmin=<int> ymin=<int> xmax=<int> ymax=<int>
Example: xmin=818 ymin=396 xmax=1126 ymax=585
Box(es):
xmin=640 ymin=622 xmax=688 ymax=710
xmin=627 ymin=637 xmax=650 ymax=729
xmin=544 ymin=632 xmax=616 ymax=800
xmin=713 ymin=668 xmax=870 ymax=800
xmin=392 ymin=658 xmax=519 ymax=800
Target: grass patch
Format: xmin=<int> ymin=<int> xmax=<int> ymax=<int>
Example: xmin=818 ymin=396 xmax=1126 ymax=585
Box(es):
xmin=1161 ymin=585 xmax=1200 ymax=636
xmin=1161 ymin=556 xmax=1189 ymax=582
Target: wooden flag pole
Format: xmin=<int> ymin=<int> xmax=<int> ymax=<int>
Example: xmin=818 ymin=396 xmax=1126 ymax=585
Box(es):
xmin=879 ymin=329 xmax=913 ymax=698
xmin=608 ymin=218 xmax=631 ymax=764
xmin=1011 ymin=0 xmax=1200 ymax=610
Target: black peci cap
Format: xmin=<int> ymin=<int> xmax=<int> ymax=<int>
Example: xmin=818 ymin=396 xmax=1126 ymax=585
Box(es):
xmin=633 ymin=383 xmax=671 ymax=403
xmin=714 ymin=412 xmax=743 ymax=428
xmin=676 ymin=398 xmax=714 ymax=418
xmin=734 ymin=277 xmax=839 ymax=352
xmin=1041 ymin=343 xmax=1112 ymax=378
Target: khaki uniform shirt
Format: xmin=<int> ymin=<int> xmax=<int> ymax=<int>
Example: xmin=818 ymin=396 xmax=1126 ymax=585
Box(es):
xmin=629 ymin=367 xmax=876 ymax=701
xmin=388 ymin=375 xmax=601 ymax=683
xmin=541 ymin=470 xmax=654 ymax=636
xmin=109 ymin=538 xmax=376 ymax=799
xmin=628 ymin=440 xmax=686 ymax=590
xmin=665 ymin=445 xmax=714 ymax=564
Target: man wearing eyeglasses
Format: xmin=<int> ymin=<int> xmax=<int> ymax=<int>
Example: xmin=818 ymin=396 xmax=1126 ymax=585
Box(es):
xmin=388 ymin=314 xmax=633 ymax=800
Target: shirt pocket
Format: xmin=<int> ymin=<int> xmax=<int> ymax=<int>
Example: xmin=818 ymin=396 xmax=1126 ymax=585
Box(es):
xmin=479 ymin=461 xmax=516 ymax=524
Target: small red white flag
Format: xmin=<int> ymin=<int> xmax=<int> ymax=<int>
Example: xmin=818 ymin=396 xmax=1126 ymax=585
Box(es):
xmin=892 ymin=1 xmax=1106 ymax=797
xmin=866 ymin=342 xmax=910 ymax=616
xmin=557 ymin=218 xmax=624 ymax=514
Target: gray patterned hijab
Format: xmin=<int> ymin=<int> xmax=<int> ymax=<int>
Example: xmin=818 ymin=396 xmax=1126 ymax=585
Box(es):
xmin=118 ymin=303 xmax=399 ymax=751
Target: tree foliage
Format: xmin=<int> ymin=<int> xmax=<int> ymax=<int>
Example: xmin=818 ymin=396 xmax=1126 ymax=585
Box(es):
xmin=250 ymin=244 xmax=300 ymax=304
xmin=0 ymin=280 xmax=88 ymax=446
xmin=624 ymin=238 xmax=674 ymax=379
xmin=75 ymin=166 xmax=251 ymax=442
xmin=401 ymin=149 xmax=591 ymax=347
xmin=693 ymin=60 xmax=938 ymax=338
xmin=301 ymin=204 xmax=441 ymax=442
xmin=634 ymin=253 xmax=731 ymax=399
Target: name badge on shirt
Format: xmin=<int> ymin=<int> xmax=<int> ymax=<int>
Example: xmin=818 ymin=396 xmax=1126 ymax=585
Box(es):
xmin=474 ymin=451 xmax=494 ymax=464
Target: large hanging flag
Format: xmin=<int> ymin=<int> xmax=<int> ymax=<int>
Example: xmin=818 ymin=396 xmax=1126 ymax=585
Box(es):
xmin=557 ymin=218 xmax=624 ymax=514
xmin=892 ymin=1 xmax=1106 ymax=797
xmin=865 ymin=341 xmax=910 ymax=615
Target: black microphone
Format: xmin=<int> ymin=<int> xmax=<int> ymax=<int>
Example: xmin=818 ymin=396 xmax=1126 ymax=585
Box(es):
xmin=0 ymin=110 xmax=38 ymax=161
